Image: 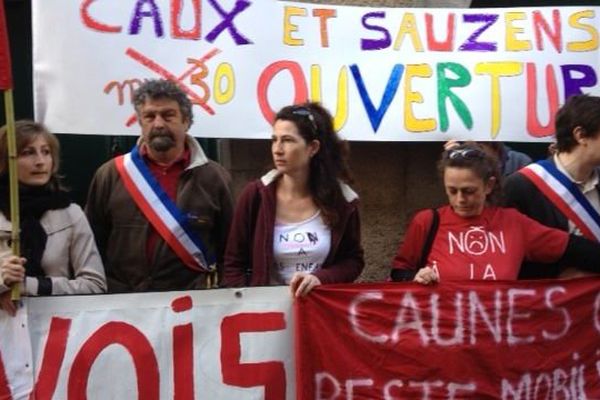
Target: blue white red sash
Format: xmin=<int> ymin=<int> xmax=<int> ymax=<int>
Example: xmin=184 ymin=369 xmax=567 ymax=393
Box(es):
xmin=114 ymin=146 xmax=214 ymax=272
xmin=519 ymin=160 xmax=600 ymax=242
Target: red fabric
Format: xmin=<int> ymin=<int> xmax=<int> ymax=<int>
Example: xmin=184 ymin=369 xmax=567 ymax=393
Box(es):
xmin=141 ymin=147 xmax=190 ymax=201
xmin=295 ymin=280 xmax=600 ymax=399
xmin=0 ymin=353 xmax=12 ymax=400
xmin=30 ymin=317 xmax=72 ymax=400
xmin=0 ymin=2 xmax=12 ymax=90
xmin=67 ymin=322 xmax=159 ymax=399
xmin=220 ymin=313 xmax=287 ymax=400
xmin=391 ymin=206 xmax=569 ymax=280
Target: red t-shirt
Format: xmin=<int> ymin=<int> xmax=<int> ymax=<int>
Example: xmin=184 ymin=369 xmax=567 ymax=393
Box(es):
xmin=391 ymin=206 xmax=569 ymax=281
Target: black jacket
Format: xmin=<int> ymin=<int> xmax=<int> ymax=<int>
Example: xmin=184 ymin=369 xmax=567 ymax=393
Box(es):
xmin=504 ymin=158 xmax=600 ymax=279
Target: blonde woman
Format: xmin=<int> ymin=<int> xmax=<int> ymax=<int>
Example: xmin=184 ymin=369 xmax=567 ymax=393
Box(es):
xmin=0 ymin=121 xmax=106 ymax=315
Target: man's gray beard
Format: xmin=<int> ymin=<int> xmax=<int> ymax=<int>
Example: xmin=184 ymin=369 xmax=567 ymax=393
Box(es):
xmin=148 ymin=135 xmax=175 ymax=152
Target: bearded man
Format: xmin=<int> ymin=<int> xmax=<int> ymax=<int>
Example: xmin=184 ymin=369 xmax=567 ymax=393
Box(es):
xmin=86 ymin=79 xmax=233 ymax=292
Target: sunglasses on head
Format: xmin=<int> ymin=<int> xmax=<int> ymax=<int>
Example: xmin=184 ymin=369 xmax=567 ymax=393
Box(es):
xmin=448 ymin=148 xmax=486 ymax=160
xmin=291 ymin=107 xmax=318 ymax=134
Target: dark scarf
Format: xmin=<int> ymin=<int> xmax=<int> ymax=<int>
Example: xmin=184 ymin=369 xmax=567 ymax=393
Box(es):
xmin=0 ymin=179 xmax=71 ymax=277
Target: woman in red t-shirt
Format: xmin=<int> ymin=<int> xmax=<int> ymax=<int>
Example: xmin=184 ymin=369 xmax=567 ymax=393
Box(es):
xmin=390 ymin=144 xmax=600 ymax=284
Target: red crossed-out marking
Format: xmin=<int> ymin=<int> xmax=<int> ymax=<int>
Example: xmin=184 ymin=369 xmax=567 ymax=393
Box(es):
xmin=125 ymin=47 xmax=221 ymax=126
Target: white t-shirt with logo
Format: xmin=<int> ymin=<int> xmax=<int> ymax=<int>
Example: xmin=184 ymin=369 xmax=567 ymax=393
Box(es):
xmin=270 ymin=210 xmax=331 ymax=285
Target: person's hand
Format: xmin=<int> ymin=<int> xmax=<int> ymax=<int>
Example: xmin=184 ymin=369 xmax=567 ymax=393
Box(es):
xmin=413 ymin=266 xmax=438 ymax=285
xmin=0 ymin=256 xmax=26 ymax=287
xmin=443 ymin=140 xmax=462 ymax=151
xmin=0 ymin=291 xmax=17 ymax=317
xmin=289 ymin=272 xmax=321 ymax=298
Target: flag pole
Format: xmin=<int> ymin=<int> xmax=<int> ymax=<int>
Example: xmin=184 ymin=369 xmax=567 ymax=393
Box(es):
xmin=0 ymin=2 xmax=20 ymax=302
xmin=4 ymin=89 xmax=20 ymax=302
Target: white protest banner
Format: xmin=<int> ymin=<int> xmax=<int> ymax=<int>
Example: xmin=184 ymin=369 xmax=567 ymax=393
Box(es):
xmin=0 ymin=287 xmax=293 ymax=400
xmin=0 ymin=305 xmax=33 ymax=400
xmin=32 ymin=2 xmax=600 ymax=141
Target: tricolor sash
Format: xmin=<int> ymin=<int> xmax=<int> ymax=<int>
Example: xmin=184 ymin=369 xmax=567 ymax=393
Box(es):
xmin=519 ymin=160 xmax=600 ymax=242
xmin=114 ymin=146 xmax=214 ymax=272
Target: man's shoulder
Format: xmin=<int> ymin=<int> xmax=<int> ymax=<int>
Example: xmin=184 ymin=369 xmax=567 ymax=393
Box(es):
xmin=507 ymin=148 xmax=532 ymax=164
xmin=88 ymin=157 xmax=121 ymax=189
xmin=503 ymin=165 xmax=548 ymax=211
xmin=504 ymin=167 xmax=531 ymax=189
xmin=197 ymin=159 xmax=228 ymax=173
xmin=184 ymin=160 xmax=232 ymax=193
xmin=94 ymin=157 xmax=118 ymax=176
xmin=188 ymin=159 xmax=230 ymax=179
xmin=504 ymin=171 xmax=539 ymax=204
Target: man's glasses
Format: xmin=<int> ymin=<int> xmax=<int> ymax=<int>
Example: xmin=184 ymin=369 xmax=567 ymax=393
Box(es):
xmin=448 ymin=148 xmax=485 ymax=160
xmin=291 ymin=107 xmax=318 ymax=134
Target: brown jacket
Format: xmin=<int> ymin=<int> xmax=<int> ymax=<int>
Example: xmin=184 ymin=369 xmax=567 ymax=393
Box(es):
xmin=85 ymin=136 xmax=233 ymax=292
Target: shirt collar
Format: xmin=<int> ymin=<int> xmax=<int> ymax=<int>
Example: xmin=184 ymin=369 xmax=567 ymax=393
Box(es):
xmin=554 ymin=153 xmax=599 ymax=193
xmin=140 ymin=143 xmax=191 ymax=169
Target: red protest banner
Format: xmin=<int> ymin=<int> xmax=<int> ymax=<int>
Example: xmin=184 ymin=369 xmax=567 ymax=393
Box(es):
xmin=295 ymin=280 xmax=600 ymax=399
xmin=0 ymin=1 xmax=12 ymax=90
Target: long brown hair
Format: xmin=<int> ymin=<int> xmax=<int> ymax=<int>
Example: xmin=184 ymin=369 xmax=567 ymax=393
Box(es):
xmin=274 ymin=102 xmax=353 ymax=227
xmin=0 ymin=120 xmax=63 ymax=190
